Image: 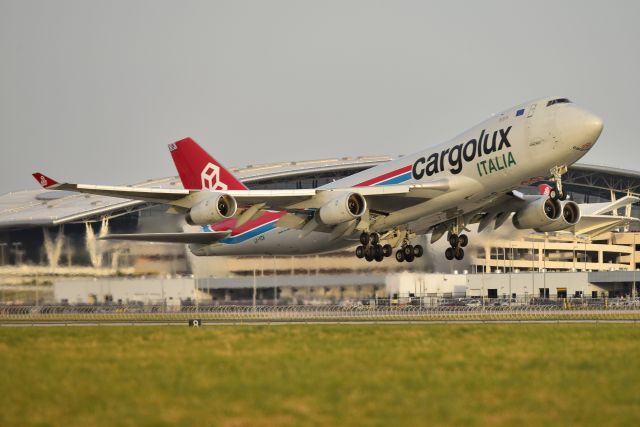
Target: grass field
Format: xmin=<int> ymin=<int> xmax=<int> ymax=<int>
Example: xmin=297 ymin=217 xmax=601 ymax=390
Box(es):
xmin=1 ymin=325 xmax=639 ymax=427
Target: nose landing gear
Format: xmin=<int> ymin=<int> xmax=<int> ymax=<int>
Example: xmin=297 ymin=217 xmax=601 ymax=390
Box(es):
xmin=549 ymin=165 xmax=568 ymax=201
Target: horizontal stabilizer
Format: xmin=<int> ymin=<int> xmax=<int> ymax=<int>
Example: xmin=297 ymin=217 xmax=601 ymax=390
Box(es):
xmin=99 ymin=231 xmax=230 ymax=244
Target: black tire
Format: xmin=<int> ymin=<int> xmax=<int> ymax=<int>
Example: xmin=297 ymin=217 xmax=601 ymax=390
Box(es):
xmin=374 ymin=251 xmax=384 ymax=262
xmin=559 ymin=192 xmax=567 ymax=201
xmin=459 ymin=235 xmax=468 ymax=248
xmin=454 ymin=247 xmax=464 ymax=260
xmin=403 ymin=245 xmax=413 ymax=257
xmin=449 ymin=234 xmax=459 ymax=248
xmin=374 ymin=244 xmax=383 ymax=258
xmin=445 ymin=247 xmax=454 ymax=260
xmin=395 ymin=250 xmax=405 ymax=262
xmin=359 ymin=232 xmax=370 ymax=246
xmin=355 ymin=246 xmax=365 ymax=258
xmin=365 ymin=245 xmax=374 ymax=258
xmin=370 ymin=233 xmax=380 ymax=245
xmin=382 ymin=244 xmax=393 ymax=257
xmin=413 ymin=244 xmax=424 ymax=257
xmin=405 ymin=252 xmax=415 ymax=263
xmin=549 ymin=188 xmax=558 ymax=200
xmin=365 ymin=253 xmax=374 ymax=262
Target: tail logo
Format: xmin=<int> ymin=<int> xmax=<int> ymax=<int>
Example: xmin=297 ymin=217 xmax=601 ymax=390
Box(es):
xmin=201 ymin=162 xmax=228 ymax=191
xmin=40 ymin=175 xmax=48 ymax=187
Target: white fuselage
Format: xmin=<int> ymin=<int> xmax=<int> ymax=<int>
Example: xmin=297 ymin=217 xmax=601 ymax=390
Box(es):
xmin=190 ymin=97 xmax=603 ymax=256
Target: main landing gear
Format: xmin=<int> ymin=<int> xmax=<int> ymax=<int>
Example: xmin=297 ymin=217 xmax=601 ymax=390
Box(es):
xmin=394 ymin=242 xmax=424 ymax=263
xmin=355 ymin=232 xmax=423 ymax=263
xmin=445 ymin=233 xmax=467 ymax=261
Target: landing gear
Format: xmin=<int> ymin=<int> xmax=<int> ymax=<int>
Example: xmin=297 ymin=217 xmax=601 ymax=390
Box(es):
xmin=356 ymin=234 xmax=392 ymax=263
xmin=393 ymin=241 xmax=423 ymax=263
xmin=445 ymin=247 xmax=454 ymax=260
xmin=550 ymin=165 xmax=568 ymax=201
xmin=382 ymin=244 xmax=393 ymax=257
xmin=359 ymin=232 xmax=370 ymax=246
xmin=445 ymin=232 xmax=467 ymax=260
xmin=357 ymin=229 xmax=423 ymax=264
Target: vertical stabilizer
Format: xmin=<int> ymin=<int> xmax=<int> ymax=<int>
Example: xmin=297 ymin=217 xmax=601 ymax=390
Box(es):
xmin=169 ymin=138 xmax=248 ymax=191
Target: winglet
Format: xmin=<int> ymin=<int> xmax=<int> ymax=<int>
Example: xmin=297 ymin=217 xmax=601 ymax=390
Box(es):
xmin=32 ymin=173 xmax=59 ymax=188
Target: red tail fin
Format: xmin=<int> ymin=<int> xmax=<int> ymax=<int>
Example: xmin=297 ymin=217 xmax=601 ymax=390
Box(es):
xmin=169 ymin=138 xmax=248 ymax=191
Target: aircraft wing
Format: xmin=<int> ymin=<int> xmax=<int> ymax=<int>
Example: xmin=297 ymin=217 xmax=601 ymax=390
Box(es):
xmin=571 ymin=215 xmax=639 ymax=238
xmin=100 ymin=231 xmax=230 ymax=244
xmin=33 ymin=173 xmax=453 ymax=212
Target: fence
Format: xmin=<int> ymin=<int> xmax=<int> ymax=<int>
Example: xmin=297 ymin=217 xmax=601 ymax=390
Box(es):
xmin=2 ymin=303 xmax=640 ymax=323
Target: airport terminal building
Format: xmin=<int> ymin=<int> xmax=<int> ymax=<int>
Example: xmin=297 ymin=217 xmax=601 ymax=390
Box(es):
xmin=1 ymin=156 xmax=640 ymax=301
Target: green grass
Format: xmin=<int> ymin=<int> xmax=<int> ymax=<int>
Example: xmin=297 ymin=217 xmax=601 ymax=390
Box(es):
xmin=1 ymin=325 xmax=639 ymax=427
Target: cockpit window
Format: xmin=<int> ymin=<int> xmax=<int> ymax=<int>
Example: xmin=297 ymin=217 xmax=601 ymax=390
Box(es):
xmin=546 ymin=98 xmax=571 ymax=107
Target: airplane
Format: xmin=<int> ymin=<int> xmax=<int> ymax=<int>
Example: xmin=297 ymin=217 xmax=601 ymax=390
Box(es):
xmin=33 ymin=96 xmax=604 ymax=263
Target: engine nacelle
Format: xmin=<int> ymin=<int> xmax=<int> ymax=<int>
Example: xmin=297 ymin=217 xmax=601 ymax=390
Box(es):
xmin=535 ymin=201 xmax=581 ymax=232
xmin=185 ymin=193 xmax=237 ymax=226
xmin=318 ymin=192 xmax=366 ymax=225
xmin=512 ymin=197 xmax=562 ymax=230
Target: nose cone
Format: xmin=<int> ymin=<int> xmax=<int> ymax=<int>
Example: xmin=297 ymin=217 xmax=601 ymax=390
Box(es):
xmin=557 ymin=106 xmax=604 ymax=151
xmin=584 ymin=112 xmax=604 ymax=141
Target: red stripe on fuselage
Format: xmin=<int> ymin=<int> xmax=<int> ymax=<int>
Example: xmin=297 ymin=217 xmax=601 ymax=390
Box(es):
xmin=208 ymin=211 xmax=286 ymax=236
xmin=355 ymin=165 xmax=412 ymax=187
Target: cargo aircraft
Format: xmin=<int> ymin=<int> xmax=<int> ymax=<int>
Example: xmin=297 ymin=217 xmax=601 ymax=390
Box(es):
xmin=33 ymin=97 xmax=603 ymax=263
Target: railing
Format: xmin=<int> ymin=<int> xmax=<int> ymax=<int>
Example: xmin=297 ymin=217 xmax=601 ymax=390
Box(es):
xmin=1 ymin=303 xmax=640 ymax=323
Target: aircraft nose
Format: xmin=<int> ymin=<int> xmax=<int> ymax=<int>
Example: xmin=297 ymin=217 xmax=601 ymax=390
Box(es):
xmin=583 ymin=112 xmax=604 ymax=141
xmin=557 ymin=106 xmax=604 ymax=149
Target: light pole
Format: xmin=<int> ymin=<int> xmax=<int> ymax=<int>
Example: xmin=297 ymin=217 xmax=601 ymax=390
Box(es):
xmin=11 ymin=242 xmax=23 ymax=266
xmin=0 ymin=243 xmax=7 ymax=265
xmin=633 ymin=233 xmax=637 ymax=303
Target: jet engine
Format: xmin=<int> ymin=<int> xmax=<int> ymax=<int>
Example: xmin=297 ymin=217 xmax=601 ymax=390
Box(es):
xmin=185 ymin=193 xmax=237 ymax=225
xmin=512 ymin=197 xmax=562 ymax=230
xmin=535 ymin=201 xmax=581 ymax=232
xmin=318 ymin=192 xmax=367 ymax=225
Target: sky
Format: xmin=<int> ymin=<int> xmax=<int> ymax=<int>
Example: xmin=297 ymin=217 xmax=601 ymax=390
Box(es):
xmin=1 ymin=0 xmax=639 ymax=195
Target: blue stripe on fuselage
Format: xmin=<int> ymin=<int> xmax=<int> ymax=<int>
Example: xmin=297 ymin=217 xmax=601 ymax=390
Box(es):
xmin=220 ymin=221 xmax=277 ymax=244
xmin=375 ymin=171 xmax=411 ymax=185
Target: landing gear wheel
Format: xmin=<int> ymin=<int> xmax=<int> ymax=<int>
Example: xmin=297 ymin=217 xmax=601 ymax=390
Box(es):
xmin=374 ymin=244 xmax=383 ymax=258
xmin=454 ymin=247 xmax=465 ymax=260
xmin=405 ymin=252 xmax=415 ymax=263
xmin=458 ymin=235 xmax=468 ymax=248
xmin=359 ymin=232 xmax=370 ymax=246
xmin=382 ymin=244 xmax=393 ymax=257
xmin=559 ymin=191 xmax=567 ymax=201
xmin=449 ymin=234 xmax=459 ymax=248
xmin=445 ymin=247 xmax=455 ymax=260
xmin=374 ymin=251 xmax=384 ymax=262
xmin=370 ymin=233 xmax=380 ymax=245
xmin=549 ymin=188 xmax=559 ymax=201
xmin=403 ymin=245 xmax=414 ymax=258
xmin=365 ymin=245 xmax=374 ymax=258
xmin=355 ymin=246 xmax=365 ymax=259
xmin=365 ymin=253 xmax=374 ymax=262
xmin=413 ymin=244 xmax=424 ymax=258
xmin=395 ymin=250 xmax=405 ymax=262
